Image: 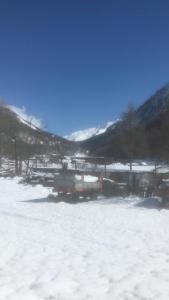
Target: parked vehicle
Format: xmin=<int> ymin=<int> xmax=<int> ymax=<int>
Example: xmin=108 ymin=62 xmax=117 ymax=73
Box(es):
xmin=54 ymin=173 xmax=103 ymax=198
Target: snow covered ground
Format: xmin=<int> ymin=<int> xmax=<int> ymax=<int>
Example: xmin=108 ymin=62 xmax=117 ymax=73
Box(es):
xmin=1 ymin=178 xmax=169 ymax=300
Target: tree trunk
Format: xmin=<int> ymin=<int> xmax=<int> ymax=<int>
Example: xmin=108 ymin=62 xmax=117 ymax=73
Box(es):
xmin=14 ymin=137 xmax=19 ymax=175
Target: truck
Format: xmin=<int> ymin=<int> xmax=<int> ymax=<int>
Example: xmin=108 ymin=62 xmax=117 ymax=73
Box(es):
xmin=54 ymin=173 xmax=103 ymax=198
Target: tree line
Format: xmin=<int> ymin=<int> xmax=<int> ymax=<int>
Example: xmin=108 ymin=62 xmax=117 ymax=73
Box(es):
xmin=86 ymin=103 xmax=169 ymax=163
xmin=0 ymin=103 xmax=72 ymax=175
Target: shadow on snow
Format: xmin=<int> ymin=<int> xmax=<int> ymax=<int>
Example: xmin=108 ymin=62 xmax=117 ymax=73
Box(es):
xmin=135 ymin=197 xmax=162 ymax=209
xmin=22 ymin=195 xmax=162 ymax=209
xmin=22 ymin=196 xmax=99 ymax=204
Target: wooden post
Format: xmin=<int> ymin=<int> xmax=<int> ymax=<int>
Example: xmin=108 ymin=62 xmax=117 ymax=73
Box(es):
xmin=104 ymin=164 xmax=107 ymax=178
xmin=14 ymin=136 xmax=19 ymax=176
xmin=0 ymin=133 xmax=2 ymax=168
xmin=130 ymin=160 xmax=132 ymax=171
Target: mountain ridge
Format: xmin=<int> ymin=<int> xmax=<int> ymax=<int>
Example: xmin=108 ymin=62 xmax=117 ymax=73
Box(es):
xmin=0 ymin=103 xmax=77 ymax=160
xmin=79 ymin=82 xmax=169 ymax=159
xmin=65 ymin=121 xmax=117 ymax=141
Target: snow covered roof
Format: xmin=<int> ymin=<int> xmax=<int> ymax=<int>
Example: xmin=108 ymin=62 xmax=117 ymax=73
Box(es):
xmin=156 ymin=166 xmax=169 ymax=174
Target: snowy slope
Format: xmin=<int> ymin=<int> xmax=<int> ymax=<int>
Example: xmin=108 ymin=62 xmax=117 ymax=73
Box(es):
xmin=9 ymin=105 xmax=43 ymax=130
xmin=0 ymin=104 xmax=76 ymax=156
xmin=1 ymin=178 xmax=169 ymax=299
xmin=65 ymin=121 xmax=116 ymax=141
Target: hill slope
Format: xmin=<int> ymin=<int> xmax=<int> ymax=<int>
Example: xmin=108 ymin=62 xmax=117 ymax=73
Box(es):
xmin=0 ymin=103 xmax=76 ymax=160
xmin=137 ymin=83 xmax=169 ymax=124
xmin=80 ymin=83 xmax=169 ymax=159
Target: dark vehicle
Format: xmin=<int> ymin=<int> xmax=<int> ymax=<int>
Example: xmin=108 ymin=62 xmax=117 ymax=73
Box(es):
xmin=102 ymin=178 xmax=129 ymax=197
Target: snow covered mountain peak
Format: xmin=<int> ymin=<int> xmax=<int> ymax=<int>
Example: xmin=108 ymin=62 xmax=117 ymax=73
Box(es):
xmin=65 ymin=121 xmax=117 ymax=141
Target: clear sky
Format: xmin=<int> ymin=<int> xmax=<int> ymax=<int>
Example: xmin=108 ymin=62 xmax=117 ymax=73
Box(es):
xmin=0 ymin=0 xmax=169 ymax=136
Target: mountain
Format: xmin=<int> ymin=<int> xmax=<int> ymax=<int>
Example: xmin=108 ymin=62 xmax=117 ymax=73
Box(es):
xmin=9 ymin=105 xmax=43 ymax=131
xmin=2 ymin=82 xmax=169 ymax=163
xmin=80 ymin=82 xmax=169 ymax=159
xmin=65 ymin=121 xmax=117 ymax=141
xmin=0 ymin=103 xmax=76 ymax=161
xmin=136 ymin=83 xmax=169 ymax=124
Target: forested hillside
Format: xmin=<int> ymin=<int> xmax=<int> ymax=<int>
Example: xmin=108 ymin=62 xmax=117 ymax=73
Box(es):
xmin=80 ymin=83 xmax=169 ymax=161
xmin=0 ymin=103 xmax=76 ymax=171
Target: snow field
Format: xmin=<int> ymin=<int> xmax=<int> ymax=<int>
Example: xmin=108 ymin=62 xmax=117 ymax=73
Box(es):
xmin=0 ymin=178 xmax=169 ymax=299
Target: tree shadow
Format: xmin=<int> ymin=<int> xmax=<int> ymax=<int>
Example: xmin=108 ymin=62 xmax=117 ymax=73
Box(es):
xmin=135 ymin=197 xmax=162 ymax=209
xmin=22 ymin=196 xmax=96 ymax=204
xmin=22 ymin=197 xmax=60 ymax=204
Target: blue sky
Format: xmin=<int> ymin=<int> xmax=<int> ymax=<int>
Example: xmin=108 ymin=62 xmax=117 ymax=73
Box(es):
xmin=0 ymin=0 xmax=169 ymax=136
